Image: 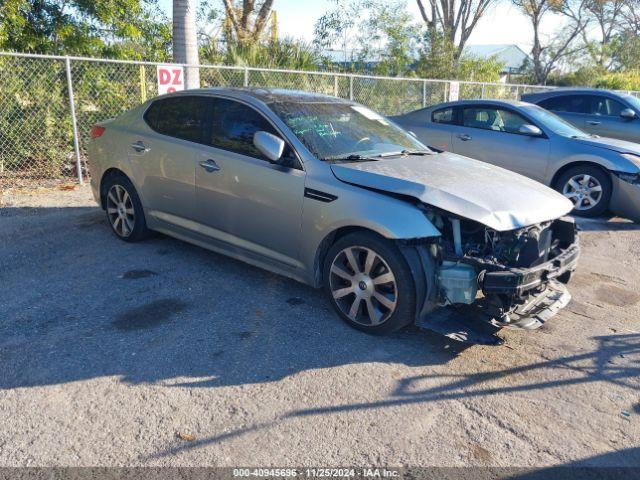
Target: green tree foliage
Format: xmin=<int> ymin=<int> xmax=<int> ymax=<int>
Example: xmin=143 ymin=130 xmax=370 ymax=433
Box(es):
xmin=203 ymin=36 xmax=322 ymax=70
xmin=0 ymin=0 xmax=172 ymax=60
xmin=313 ymin=0 xmax=420 ymax=75
xmin=417 ymin=30 xmax=504 ymax=81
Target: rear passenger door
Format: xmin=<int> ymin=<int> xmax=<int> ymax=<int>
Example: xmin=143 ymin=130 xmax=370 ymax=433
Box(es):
xmin=538 ymin=95 xmax=588 ymax=130
xmin=130 ymin=95 xmax=207 ymax=223
xmin=194 ymin=97 xmax=306 ymax=267
xmin=450 ymin=105 xmax=550 ymax=182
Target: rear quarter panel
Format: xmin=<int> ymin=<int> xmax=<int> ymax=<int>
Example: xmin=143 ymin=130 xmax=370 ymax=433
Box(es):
xmin=391 ymin=111 xmax=453 ymax=151
xmin=87 ymin=104 xmax=150 ymax=207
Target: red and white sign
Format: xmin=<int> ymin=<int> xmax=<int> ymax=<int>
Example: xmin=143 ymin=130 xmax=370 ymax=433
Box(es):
xmin=157 ymin=65 xmax=184 ymax=95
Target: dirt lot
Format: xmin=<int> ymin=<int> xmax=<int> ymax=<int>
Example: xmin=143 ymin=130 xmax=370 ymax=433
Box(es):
xmin=1 ymin=185 xmax=639 ymax=468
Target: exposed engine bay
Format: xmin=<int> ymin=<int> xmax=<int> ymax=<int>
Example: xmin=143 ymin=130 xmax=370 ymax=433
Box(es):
xmin=410 ymin=207 xmax=580 ymax=344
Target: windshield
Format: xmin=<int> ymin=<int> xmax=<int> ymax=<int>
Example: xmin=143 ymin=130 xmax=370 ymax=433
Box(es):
xmin=521 ymin=104 xmax=590 ymax=138
xmin=268 ymin=101 xmax=429 ymax=160
xmin=622 ymin=94 xmax=640 ymax=112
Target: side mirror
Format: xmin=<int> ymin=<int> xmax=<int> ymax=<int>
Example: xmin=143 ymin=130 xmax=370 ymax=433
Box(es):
xmin=518 ymin=124 xmax=543 ymax=137
xmin=621 ymin=108 xmax=636 ymax=120
xmin=253 ymin=131 xmax=285 ymax=163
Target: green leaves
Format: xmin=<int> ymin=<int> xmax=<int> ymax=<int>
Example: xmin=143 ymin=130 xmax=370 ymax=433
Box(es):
xmin=0 ymin=0 xmax=170 ymax=60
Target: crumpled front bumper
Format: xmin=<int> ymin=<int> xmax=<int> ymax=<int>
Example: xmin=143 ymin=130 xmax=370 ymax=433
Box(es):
xmin=481 ymin=243 xmax=580 ymax=296
xmin=409 ymin=232 xmax=580 ymax=345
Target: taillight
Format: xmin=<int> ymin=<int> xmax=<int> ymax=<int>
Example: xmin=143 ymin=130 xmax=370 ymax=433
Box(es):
xmin=90 ymin=125 xmax=106 ymax=138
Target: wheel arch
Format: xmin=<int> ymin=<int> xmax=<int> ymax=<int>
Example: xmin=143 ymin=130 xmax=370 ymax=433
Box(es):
xmin=550 ymin=160 xmax=612 ymax=190
xmin=311 ymin=225 xmax=438 ymax=288
xmin=99 ymin=167 xmax=130 ymax=209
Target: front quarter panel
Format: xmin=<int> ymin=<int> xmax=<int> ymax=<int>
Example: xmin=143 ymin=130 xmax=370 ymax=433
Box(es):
xmin=299 ymin=166 xmax=441 ymax=286
xmin=547 ymin=136 xmax=640 ymax=184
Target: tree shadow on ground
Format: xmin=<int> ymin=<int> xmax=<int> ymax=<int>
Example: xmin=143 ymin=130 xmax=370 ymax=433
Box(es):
xmin=150 ymin=332 xmax=640 ymax=459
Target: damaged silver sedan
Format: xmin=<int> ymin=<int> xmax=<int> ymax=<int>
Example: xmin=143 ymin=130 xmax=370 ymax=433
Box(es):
xmin=87 ymin=88 xmax=579 ymax=344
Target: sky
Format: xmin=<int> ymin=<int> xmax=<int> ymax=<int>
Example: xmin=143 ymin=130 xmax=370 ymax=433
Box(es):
xmin=158 ymin=0 xmax=567 ymax=53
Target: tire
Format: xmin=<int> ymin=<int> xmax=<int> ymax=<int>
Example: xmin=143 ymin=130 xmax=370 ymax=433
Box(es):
xmin=322 ymin=232 xmax=416 ymax=335
xmin=554 ymin=165 xmax=612 ymax=217
xmin=103 ymin=174 xmax=150 ymax=242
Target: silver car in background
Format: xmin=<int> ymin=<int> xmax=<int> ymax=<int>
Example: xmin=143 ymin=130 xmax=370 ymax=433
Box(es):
xmin=392 ymin=99 xmax=640 ymax=221
xmin=88 ymin=88 xmax=579 ymax=344
xmin=522 ymin=88 xmax=640 ymax=143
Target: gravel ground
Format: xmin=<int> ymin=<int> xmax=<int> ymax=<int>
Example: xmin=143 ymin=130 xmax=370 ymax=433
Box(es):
xmin=0 ymin=185 xmax=639 ymax=467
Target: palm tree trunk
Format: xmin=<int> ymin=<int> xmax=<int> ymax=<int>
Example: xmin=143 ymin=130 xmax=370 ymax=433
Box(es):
xmin=173 ymin=0 xmax=200 ymax=89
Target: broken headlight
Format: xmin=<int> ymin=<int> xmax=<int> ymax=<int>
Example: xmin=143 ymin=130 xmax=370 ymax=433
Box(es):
xmin=614 ymin=170 xmax=640 ymax=185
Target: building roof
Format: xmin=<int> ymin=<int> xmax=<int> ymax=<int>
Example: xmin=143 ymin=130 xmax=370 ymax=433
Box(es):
xmin=464 ymin=44 xmax=530 ymax=73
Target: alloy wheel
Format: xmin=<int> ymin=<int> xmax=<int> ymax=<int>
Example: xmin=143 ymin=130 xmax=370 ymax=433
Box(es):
xmin=106 ymin=184 xmax=135 ymax=237
xmin=562 ymin=174 xmax=603 ymax=211
xmin=329 ymin=246 xmax=398 ymax=326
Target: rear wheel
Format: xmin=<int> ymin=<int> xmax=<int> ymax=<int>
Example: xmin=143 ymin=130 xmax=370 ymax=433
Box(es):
xmin=555 ymin=165 xmax=611 ymax=217
xmin=323 ymin=232 xmax=416 ymax=335
xmin=103 ymin=174 xmax=150 ymax=242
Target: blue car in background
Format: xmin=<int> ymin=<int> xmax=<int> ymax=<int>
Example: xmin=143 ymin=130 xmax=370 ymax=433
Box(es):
xmin=522 ymin=88 xmax=640 ymax=144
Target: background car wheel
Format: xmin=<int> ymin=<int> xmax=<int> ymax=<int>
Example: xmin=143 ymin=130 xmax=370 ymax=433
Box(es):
xmin=555 ymin=165 xmax=612 ymax=217
xmin=323 ymin=232 xmax=416 ymax=335
xmin=103 ymin=174 xmax=150 ymax=242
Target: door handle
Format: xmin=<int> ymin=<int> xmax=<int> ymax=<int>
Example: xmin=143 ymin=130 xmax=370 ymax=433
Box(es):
xmin=457 ymin=133 xmax=472 ymax=141
xmin=199 ymin=159 xmax=220 ymax=172
xmin=587 ymin=120 xmax=601 ymax=125
xmin=130 ymin=141 xmax=149 ymax=153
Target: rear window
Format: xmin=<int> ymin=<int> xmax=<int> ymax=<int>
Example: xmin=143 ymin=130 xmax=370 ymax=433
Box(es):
xmin=539 ymin=95 xmax=588 ymax=114
xmin=432 ymin=107 xmax=455 ymax=124
xmin=144 ymin=96 xmax=208 ymax=143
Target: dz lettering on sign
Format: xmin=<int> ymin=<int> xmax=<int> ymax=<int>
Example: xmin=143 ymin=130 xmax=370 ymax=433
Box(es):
xmin=157 ymin=65 xmax=185 ymax=95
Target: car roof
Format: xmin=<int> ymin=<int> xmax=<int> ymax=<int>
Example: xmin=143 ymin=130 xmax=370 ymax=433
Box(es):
xmin=424 ymin=99 xmax=533 ymax=110
xmin=157 ymin=87 xmax=350 ymax=106
xmin=521 ymin=87 xmax=630 ymax=99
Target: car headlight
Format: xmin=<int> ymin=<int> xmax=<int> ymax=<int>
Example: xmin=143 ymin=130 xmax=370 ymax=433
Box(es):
xmin=621 ymin=153 xmax=640 ymax=167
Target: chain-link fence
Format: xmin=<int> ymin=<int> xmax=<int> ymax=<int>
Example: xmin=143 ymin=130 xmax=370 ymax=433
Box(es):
xmin=1 ymin=51 xmax=635 ymax=190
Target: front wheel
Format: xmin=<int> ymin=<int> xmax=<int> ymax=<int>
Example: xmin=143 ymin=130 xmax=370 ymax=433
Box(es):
xmin=323 ymin=232 xmax=416 ymax=335
xmin=555 ymin=165 xmax=612 ymax=217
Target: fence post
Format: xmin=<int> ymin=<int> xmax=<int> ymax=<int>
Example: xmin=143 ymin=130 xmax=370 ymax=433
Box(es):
xmin=243 ymin=67 xmax=249 ymax=87
xmin=349 ymin=75 xmax=354 ymax=101
xmin=422 ymin=80 xmax=427 ymax=107
xmin=481 ymin=83 xmax=485 ymax=99
xmin=139 ymin=65 xmax=147 ymax=102
xmin=65 ymin=57 xmax=83 ymax=185
xmin=334 ymin=75 xmax=338 ymax=97
xmin=444 ymin=82 xmax=449 ymax=102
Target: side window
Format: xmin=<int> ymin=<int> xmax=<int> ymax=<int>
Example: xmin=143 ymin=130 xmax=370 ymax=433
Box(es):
xmin=143 ymin=101 xmax=161 ymax=130
xmin=462 ymin=107 xmax=529 ymax=134
xmin=432 ymin=107 xmax=455 ymax=124
xmin=209 ymin=98 xmax=297 ymax=165
xmin=589 ymin=96 xmax=625 ymax=116
xmin=145 ymin=96 xmax=208 ymax=143
xmin=539 ymin=95 xmax=587 ymax=114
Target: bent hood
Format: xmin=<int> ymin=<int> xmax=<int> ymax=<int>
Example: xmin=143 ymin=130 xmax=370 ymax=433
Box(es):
xmin=330 ymin=153 xmax=573 ymax=231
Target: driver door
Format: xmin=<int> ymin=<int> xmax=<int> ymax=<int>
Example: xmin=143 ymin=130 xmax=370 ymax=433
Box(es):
xmin=194 ymin=97 xmax=306 ymax=268
xmin=450 ymin=105 xmax=550 ymax=182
